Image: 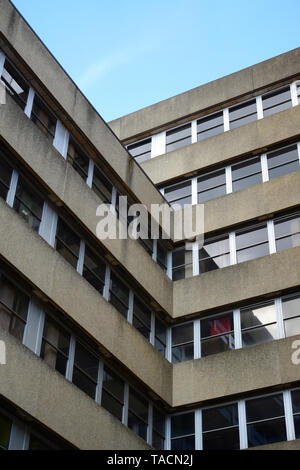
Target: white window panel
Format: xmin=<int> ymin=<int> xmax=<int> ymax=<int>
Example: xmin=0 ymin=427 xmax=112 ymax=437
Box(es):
xmin=9 ymin=421 xmax=29 ymax=450
xmin=127 ymin=290 xmax=134 ymax=324
xmin=195 ymin=409 xmax=202 ymax=450
xmin=23 ymin=299 xmax=45 ymax=355
xmin=261 ymin=153 xmax=269 ymax=182
xmin=122 ymin=383 xmax=129 ymax=426
xmin=192 ymin=242 xmax=199 ymax=276
xmin=165 ymin=416 xmax=171 ymax=450
xmin=275 ymin=298 xmax=285 ymax=339
xmin=53 ymin=120 xmax=69 ymax=158
xmin=191 ymin=120 xmax=197 ymax=144
xmin=225 ymin=166 xmax=233 ymax=194
xmin=151 ymin=131 xmax=166 ymax=158
xmin=6 ymin=169 xmax=18 ymax=207
xmin=233 ymin=308 xmax=242 ymax=349
xmin=229 ymin=231 xmax=237 ymax=265
xmin=297 ymin=142 xmax=300 ymax=164
xmin=238 ymin=400 xmax=248 ymax=449
xmin=95 ymin=360 xmax=104 ymax=405
xmin=150 ymin=312 xmax=155 ymax=346
xmin=267 ymin=220 xmax=276 ymax=254
xmin=24 ymin=87 xmax=35 ymax=118
xmin=148 ymin=403 xmax=153 ymax=446
xmin=290 ymin=82 xmax=299 ymax=107
xmin=194 ymin=319 xmax=201 ymax=359
xmin=86 ymin=158 xmax=94 ymax=188
xmin=166 ymin=327 xmax=172 ymax=362
xmin=166 ymin=251 xmax=172 ymax=280
xmin=38 ymin=202 xmax=58 ymax=247
xmin=65 ymin=335 xmax=76 ymax=382
xmin=223 ymin=108 xmax=230 ymax=132
xmin=191 ymin=177 xmax=198 ymax=205
xmin=0 ymin=51 xmax=5 ymax=76
xmin=256 ymin=95 xmax=263 ymax=120
xmin=77 ymin=240 xmax=85 ymax=275
xmin=283 ymin=390 xmax=296 ymax=441
xmin=103 ymin=265 xmax=111 ymax=301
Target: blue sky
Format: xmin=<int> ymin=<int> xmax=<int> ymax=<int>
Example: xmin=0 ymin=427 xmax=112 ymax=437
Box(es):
xmin=12 ymin=0 xmax=300 ymax=122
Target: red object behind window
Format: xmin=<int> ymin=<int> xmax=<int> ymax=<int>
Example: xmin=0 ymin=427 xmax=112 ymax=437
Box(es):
xmin=211 ymin=317 xmax=231 ymax=336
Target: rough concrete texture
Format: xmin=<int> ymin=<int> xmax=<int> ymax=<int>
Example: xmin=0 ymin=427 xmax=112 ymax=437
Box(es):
xmin=0 ymin=0 xmax=166 ymax=213
xmin=0 ymin=95 xmax=173 ymax=314
xmin=140 ymin=105 xmax=300 ymax=185
xmin=173 ymin=335 xmax=300 ymax=406
xmin=0 ymin=199 xmax=173 ymax=404
xmin=109 ymin=48 xmax=300 ymax=141
xmin=0 ymin=329 xmax=151 ymax=449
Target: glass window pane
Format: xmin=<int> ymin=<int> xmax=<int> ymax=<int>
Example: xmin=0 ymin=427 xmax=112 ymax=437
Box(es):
xmin=232 ymin=157 xmax=262 ymax=192
xmin=164 ymin=180 xmax=192 ymax=207
xmin=229 ymin=99 xmax=257 ymax=129
xmin=247 ymin=418 xmax=286 ymax=448
xmin=128 ymin=388 xmax=148 ymax=440
xmin=262 ymin=87 xmax=291 ymax=117
xmin=246 ymin=394 xmax=284 ymax=423
xmin=55 ymin=218 xmax=80 ymax=269
xmin=83 ymin=246 xmax=106 ymax=295
xmin=172 ymin=247 xmax=193 ymax=280
xmin=101 ymin=389 xmax=123 ymax=421
xmin=241 ymin=302 xmax=276 ymax=329
xmin=197 ymin=112 xmax=223 ymax=141
xmin=13 ymin=177 xmax=44 ymax=233
xmin=127 ymin=138 xmax=151 ymax=163
xmin=202 ymin=403 xmax=238 ymax=431
xmin=41 ymin=317 xmax=70 ymax=376
xmin=0 ymin=154 xmax=13 ymax=201
xmin=172 ymin=343 xmax=194 ymax=363
xmin=109 ymin=272 xmax=129 ymax=317
xmin=172 ymin=323 xmax=193 ymax=346
xmin=31 ymin=95 xmax=56 ymax=139
xmin=133 ymin=297 xmax=151 ymax=340
xmin=67 ymin=137 xmax=89 ymax=181
xmin=171 ymin=412 xmax=194 ymax=438
xmin=171 ymin=435 xmax=195 ymax=450
xmin=242 ymin=324 xmax=278 ymax=347
xmin=291 ymin=389 xmax=300 ymax=413
xmin=166 ymin=124 xmax=191 ymax=153
xmin=199 ymin=236 xmax=230 ymax=273
xmin=201 ymin=313 xmax=234 ymax=357
xmin=152 ymin=431 xmax=165 ymax=450
xmin=274 ymin=215 xmax=300 ymax=252
xmin=0 ymin=413 xmax=12 ymax=449
xmin=1 ymin=59 xmax=29 ymax=111
xmin=282 ymin=295 xmax=300 ymax=337
xmin=203 ymin=427 xmax=240 ymax=450
xmin=72 ymin=342 xmax=98 ymax=398
xmin=92 ymin=166 xmax=113 ymax=204
xmin=0 ymin=274 xmax=29 ymax=341
xmin=236 ymin=225 xmax=269 ymax=263
xmin=153 ymin=407 xmax=165 ymax=436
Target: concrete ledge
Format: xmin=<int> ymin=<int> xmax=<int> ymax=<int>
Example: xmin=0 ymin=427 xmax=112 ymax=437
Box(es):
xmin=250 ymin=438 xmax=300 ymax=450
xmin=173 ymin=247 xmax=300 ymax=318
xmin=0 ymin=199 xmax=173 ymax=404
xmin=140 ymin=105 xmax=300 ymax=185
xmin=0 ymin=329 xmax=151 ymax=449
xmin=0 ymin=94 xmax=173 ymax=314
xmin=109 ymin=48 xmax=300 ymax=141
xmin=0 ymin=0 xmax=165 ymax=213
xmin=173 ymin=335 xmax=300 ymax=407
xmin=172 ymin=170 xmax=300 ymax=241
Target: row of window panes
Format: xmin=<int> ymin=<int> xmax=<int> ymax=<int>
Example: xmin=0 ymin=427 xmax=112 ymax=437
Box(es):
xmin=170 ymin=387 xmax=300 ymax=450
xmin=127 ymin=81 xmax=300 ymax=161
xmin=0 ymin=144 xmax=167 ymax=357
xmin=172 ymin=210 xmax=300 ymax=280
xmin=0 ymin=53 xmax=169 ymax=270
xmin=171 ymin=292 xmax=300 ymax=363
xmin=160 ymin=141 xmax=300 ymax=208
xmin=0 ymin=266 xmax=166 ymax=448
xmin=0 ymin=408 xmax=67 ymax=450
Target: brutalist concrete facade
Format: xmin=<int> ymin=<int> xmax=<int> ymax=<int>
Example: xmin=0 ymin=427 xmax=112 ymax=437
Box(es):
xmin=1 ymin=0 xmax=300 ymax=450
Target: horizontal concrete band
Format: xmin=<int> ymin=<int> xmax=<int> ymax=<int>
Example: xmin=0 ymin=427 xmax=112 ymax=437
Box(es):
xmin=173 ymin=335 xmax=300 ymax=407
xmin=140 ymin=105 xmax=300 ymax=185
xmin=0 ymin=199 xmax=173 ymax=404
xmin=0 ymin=0 xmax=165 ymax=213
xmin=109 ymin=47 xmax=300 ymax=141
xmin=0 ymin=95 xmax=173 ymax=314
xmin=173 ymin=246 xmax=300 ymax=317
xmin=0 ymin=329 xmax=151 ymax=449
xmin=172 ymin=170 xmax=300 ymax=242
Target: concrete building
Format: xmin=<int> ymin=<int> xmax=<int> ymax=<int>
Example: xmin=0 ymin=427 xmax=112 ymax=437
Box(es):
xmin=0 ymin=0 xmax=300 ymax=450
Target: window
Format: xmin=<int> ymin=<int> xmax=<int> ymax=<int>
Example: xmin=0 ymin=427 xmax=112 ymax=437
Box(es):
xmin=240 ymin=301 xmax=277 ymax=347
xmin=229 ymin=99 xmax=257 ymax=129
xmin=13 ymin=176 xmax=44 ymax=233
xmin=281 ymin=294 xmax=300 ymax=338
xmin=163 ymin=179 xmax=192 ymax=208
xmin=128 ymin=388 xmax=148 ymax=441
xmin=274 ymin=213 xmax=300 ymax=252
xmin=28 ymin=434 xmax=51 ymax=450
xmin=31 ymin=94 xmax=57 ymax=140
xmin=199 ymin=234 xmax=230 ymax=273
xmin=40 ymin=316 xmax=70 ymax=376
xmin=197 ymin=111 xmax=223 ymax=141
xmin=166 ymin=123 xmax=191 ymax=153
xmin=0 ymin=273 xmax=29 ymax=341
xmin=67 ymin=137 xmax=90 ymax=182
xmin=82 ymin=246 xmax=106 ymax=296
xmin=157 ymin=241 xmax=168 ymax=272
xmin=171 ymin=412 xmax=195 ymax=450
xmin=235 ymin=223 xmax=269 ymax=263
xmin=202 ymin=403 xmax=239 ymax=450
xmin=72 ymin=342 xmax=99 ymax=399
xmin=0 ymin=153 xmax=13 ymax=201
xmin=55 ymin=218 xmax=81 ymax=269
xmin=132 ymin=296 xmax=151 ymax=340
xmin=127 ymin=138 xmax=151 ymax=164
xmin=1 ymin=59 xmax=29 ymax=111
xmin=231 ymin=156 xmax=262 ymax=192
xmin=201 ymin=313 xmax=234 ymax=356
xmin=92 ymin=165 xmax=113 ymax=205
xmin=154 ymin=317 xmax=167 ymax=357
xmin=172 ymin=246 xmax=193 ymax=280
xmin=172 ymin=323 xmax=194 ymax=363
xmin=267 ymin=144 xmax=300 ymax=180
xmin=262 ymin=86 xmax=292 ymax=117
xmin=152 ymin=407 xmax=165 ymax=450
xmin=101 ymin=365 xmax=124 ymax=421
xmin=0 ymin=412 xmax=12 ymax=450
xmin=108 ymin=272 xmax=130 ymax=318
xmin=291 ymin=389 xmax=300 ymax=439
xmin=197 ymin=169 xmax=226 ymax=203
xmin=246 ymin=393 xmax=286 ymax=447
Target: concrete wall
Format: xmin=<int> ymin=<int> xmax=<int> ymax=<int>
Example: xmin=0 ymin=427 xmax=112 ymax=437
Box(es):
xmin=0 ymin=94 xmax=173 ymax=315
xmin=140 ymin=105 xmax=300 ymax=185
xmin=173 ymin=335 xmax=300 ymax=407
xmin=109 ymin=48 xmax=300 ymax=141
xmin=0 ymin=198 xmax=173 ymax=404
xmin=0 ymin=0 xmax=166 ymax=214
xmin=173 ymin=246 xmax=300 ymax=318
xmin=0 ymin=328 xmax=151 ymax=449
